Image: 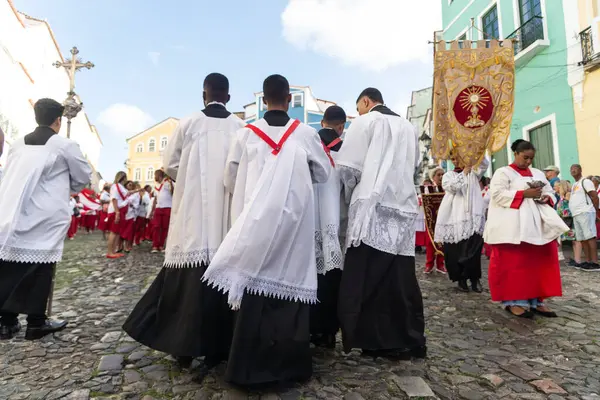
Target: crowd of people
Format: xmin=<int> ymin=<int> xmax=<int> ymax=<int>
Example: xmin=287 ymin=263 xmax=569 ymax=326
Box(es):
xmin=0 ymin=72 xmax=592 ymax=390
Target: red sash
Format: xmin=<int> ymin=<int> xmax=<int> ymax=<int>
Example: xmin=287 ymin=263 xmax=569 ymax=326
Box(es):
xmin=246 ymin=119 xmax=301 ymax=155
xmin=327 ymin=137 xmax=342 ymax=149
xmin=322 ymin=137 xmax=342 ymax=166
xmin=115 ymin=183 xmax=127 ymax=201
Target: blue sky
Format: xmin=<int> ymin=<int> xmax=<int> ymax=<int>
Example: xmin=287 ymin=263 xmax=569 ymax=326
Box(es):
xmin=15 ymin=0 xmax=441 ymax=180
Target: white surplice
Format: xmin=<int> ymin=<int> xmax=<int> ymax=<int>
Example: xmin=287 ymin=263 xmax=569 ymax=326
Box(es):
xmin=203 ymin=118 xmax=331 ymax=309
xmin=484 ymin=166 xmax=568 ymax=245
xmin=314 ymin=150 xmax=344 ymax=274
xmin=137 ymin=192 xmax=151 ymax=218
xmin=434 ymin=158 xmax=489 ymax=244
xmin=125 ymin=192 xmax=140 ymax=221
xmin=162 ymin=111 xmax=245 ymax=268
xmin=335 ymin=108 xmax=420 ymax=256
xmin=0 ymin=135 xmax=91 ymax=263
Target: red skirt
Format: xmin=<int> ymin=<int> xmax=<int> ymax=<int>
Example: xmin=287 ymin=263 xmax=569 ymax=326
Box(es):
xmin=488 ymin=242 xmax=562 ymax=302
xmin=121 ymin=218 xmax=136 ymax=242
xmin=415 ymin=231 xmax=426 ymax=247
xmin=97 ymin=211 xmax=109 ymax=231
xmin=107 ymin=207 xmax=128 ymax=235
xmin=83 ymin=214 xmax=96 ymax=230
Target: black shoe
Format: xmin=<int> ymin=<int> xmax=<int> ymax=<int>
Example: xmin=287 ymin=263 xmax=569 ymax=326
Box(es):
xmin=0 ymin=322 xmax=21 ymax=340
xmin=505 ymin=306 xmax=533 ymax=319
xmin=25 ymin=320 xmax=67 ymax=340
xmin=470 ymin=279 xmax=483 ymax=293
xmin=176 ymin=356 xmax=193 ymax=369
xmin=532 ymin=308 xmax=558 ymax=318
xmin=576 ymin=262 xmax=600 ymax=271
xmin=410 ymin=345 xmax=427 ymax=359
xmin=457 ymin=280 xmax=469 ymax=292
xmin=311 ymin=333 xmax=336 ymax=349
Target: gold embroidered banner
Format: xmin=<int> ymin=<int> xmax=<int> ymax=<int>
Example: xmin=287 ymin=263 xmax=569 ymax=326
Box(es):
xmin=432 ymin=40 xmax=515 ymax=167
xmin=420 ymin=187 xmax=445 ymax=255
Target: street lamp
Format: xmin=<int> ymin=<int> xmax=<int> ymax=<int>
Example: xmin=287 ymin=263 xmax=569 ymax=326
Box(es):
xmin=53 ymin=47 xmax=94 ymax=138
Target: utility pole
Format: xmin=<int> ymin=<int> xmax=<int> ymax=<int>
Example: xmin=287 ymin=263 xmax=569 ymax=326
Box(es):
xmin=53 ymin=47 xmax=94 ymax=138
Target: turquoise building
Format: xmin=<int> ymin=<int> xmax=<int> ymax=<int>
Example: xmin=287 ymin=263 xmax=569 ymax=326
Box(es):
xmin=441 ymin=0 xmax=579 ymax=176
xmin=243 ymin=85 xmax=351 ymax=131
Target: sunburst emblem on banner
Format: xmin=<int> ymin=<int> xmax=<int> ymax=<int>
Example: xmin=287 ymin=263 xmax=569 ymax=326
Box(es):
xmin=453 ymin=85 xmax=494 ymax=129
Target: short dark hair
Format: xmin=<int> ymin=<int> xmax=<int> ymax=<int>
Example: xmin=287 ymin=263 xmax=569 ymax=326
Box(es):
xmin=356 ymin=88 xmax=384 ymax=104
xmin=263 ymin=74 xmax=290 ymax=106
xmin=204 ymin=73 xmax=229 ymax=102
xmin=323 ymin=105 xmax=347 ymax=125
xmin=510 ymin=139 xmax=535 ymax=153
xmin=34 ymin=98 xmax=64 ymax=126
xmin=571 ymin=164 xmax=582 ymax=170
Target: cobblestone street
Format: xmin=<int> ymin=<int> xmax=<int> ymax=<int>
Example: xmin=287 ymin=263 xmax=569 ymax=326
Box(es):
xmin=1 ymin=232 xmax=600 ymax=400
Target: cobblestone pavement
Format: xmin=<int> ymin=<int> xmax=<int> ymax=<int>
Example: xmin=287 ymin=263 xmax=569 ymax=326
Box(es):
xmin=1 ymin=233 xmax=600 ymax=399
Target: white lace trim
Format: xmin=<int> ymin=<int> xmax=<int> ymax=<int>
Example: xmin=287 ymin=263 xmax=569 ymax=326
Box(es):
xmin=202 ymin=268 xmax=318 ymax=310
xmin=163 ymin=246 xmax=216 ymax=268
xmin=315 ymin=225 xmax=344 ymax=275
xmin=346 ymin=199 xmax=417 ymax=257
xmin=0 ymin=246 xmax=62 ymax=264
xmin=434 ymin=214 xmax=486 ymax=244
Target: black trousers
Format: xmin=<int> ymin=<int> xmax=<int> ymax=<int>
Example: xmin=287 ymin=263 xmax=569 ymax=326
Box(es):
xmin=443 ymin=234 xmax=484 ymax=282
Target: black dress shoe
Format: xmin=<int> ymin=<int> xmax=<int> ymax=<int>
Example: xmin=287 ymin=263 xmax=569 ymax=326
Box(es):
xmin=532 ymin=308 xmax=558 ymax=318
xmin=410 ymin=345 xmax=427 ymax=359
xmin=471 ymin=279 xmax=483 ymax=293
xmin=0 ymin=322 xmax=21 ymax=340
xmin=25 ymin=320 xmax=67 ymax=340
xmin=457 ymin=280 xmax=470 ymax=292
xmin=505 ymin=306 xmax=533 ymax=319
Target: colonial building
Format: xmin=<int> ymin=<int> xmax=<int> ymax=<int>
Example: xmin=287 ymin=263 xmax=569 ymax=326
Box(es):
xmin=407 ymin=87 xmax=434 ymax=183
xmin=571 ymin=0 xmax=600 ymax=173
xmin=243 ymin=85 xmax=351 ymax=130
xmin=441 ymin=0 xmax=580 ymax=176
xmin=0 ymin=1 xmax=102 ymax=175
xmin=125 ymin=117 xmax=179 ymax=187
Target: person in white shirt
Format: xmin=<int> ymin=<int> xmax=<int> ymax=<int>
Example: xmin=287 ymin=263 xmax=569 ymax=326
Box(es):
xmin=106 ymin=171 xmax=129 ymax=259
xmin=98 ymin=185 xmax=111 ymax=239
xmin=149 ymin=170 xmax=173 ymax=253
xmin=0 ymin=98 xmax=91 ymax=340
xmin=134 ymin=185 xmax=152 ymax=246
xmin=569 ymin=164 xmax=600 ymax=270
xmin=435 ymin=150 xmax=489 ymax=293
xmin=67 ymin=196 xmax=79 ymax=240
xmin=336 ymin=88 xmax=426 ymax=361
xmin=124 ymin=73 xmax=245 ymax=370
xmin=202 ymin=74 xmax=331 ymax=386
xmin=122 ymin=181 xmax=140 ymax=252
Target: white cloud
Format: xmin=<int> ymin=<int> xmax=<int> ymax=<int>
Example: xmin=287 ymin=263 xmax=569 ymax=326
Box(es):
xmin=97 ymin=104 xmax=154 ymax=136
xmin=148 ymin=51 xmax=161 ymax=66
xmin=281 ymin=0 xmax=441 ymax=72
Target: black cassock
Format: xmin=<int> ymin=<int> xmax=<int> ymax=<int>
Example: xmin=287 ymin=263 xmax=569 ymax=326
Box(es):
xmin=443 ymin=234 xmax=484 ymax=282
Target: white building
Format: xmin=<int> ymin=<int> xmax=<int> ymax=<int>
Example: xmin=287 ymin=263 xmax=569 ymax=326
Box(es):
xmin=0 ymin=0 xmax=102 ymax=178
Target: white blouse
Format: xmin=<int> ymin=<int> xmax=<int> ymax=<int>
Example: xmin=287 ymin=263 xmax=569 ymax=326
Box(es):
xmin=0 ymin=135 xmax=91 ymax=264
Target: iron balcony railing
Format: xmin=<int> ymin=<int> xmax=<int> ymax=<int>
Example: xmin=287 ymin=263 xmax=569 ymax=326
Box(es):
xmin=507 ymin=16 xmax=545 ymax=56
xmin=580 ymin=26 xmax=600 ymax=66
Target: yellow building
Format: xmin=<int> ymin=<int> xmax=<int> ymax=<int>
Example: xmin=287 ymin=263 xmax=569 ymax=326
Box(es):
xmin=574 ymin=0 xmax=600 ymax=172
xmin=125 ymin=117 xmax=179 ymax=187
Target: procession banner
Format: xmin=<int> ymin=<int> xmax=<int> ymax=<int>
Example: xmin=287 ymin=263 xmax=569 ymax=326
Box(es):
xmin=432 ymin=40 xmax=515 ymax=166
xmin=420 ymin=187 xmax=445 ymax=255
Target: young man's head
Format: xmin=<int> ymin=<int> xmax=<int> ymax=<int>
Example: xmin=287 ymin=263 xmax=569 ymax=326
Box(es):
xmin=570 ymin=164 xmax=583 ymax=181
xmin=34 ymin=98 xmax=65 ymax=133
xmin=321 ymin=106 xmax=347 ymax=135
xmin=263 ymin=74 xmax=291 ymax=111
xmin=155 ymin=169 xmax=166 ymax=183
xmin=356 ymin=88 xmax=384 ymax=116
xmin=203 ymin=73 xmax=230 ymax=106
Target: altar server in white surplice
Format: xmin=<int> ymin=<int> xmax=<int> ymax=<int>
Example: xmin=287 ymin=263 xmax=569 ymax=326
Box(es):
xmin=310 ymin=105 xmax=346 ymax=349
xmin=336 ymin=88 xmax=426 ymax=361
xmin=123 ymin=73 xmax=245 ymax=370
xmin=0 ymin=98 xmax=91 ymax=341
xmin=203 ymin=74 xmax=331 ymax=387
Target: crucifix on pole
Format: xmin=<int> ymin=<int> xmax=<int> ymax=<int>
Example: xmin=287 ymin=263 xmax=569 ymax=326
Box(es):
xmin=53 ymin=46 xmax=94 ymax=138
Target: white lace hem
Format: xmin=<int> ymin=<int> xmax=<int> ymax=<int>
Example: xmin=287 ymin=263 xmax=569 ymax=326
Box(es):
xmin=203 ymin=268 xmax=317 ymax=310
xmin=315 ymin=226 xmax=344 ymax=275
xmin=163 ymin=247 xmax=217 ymax=268
xmin=0 ymin=246 xmax=62 ymax=264
xmin=434 ymin=215 xmax=486 ymax=244
xmin=345 ymin=199 xmax=417 ymax=257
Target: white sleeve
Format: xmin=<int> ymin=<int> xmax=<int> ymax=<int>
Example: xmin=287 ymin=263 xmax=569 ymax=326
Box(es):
xmin=583 ymin=179 xmax=596 ymax=193
xmin=442 ymin=171 xmax=468 ymax=195
xmin=224 ymin=130 xmax=244 ymax=194
xmin=304 ymin=129 xmax=331 ymax=184
xmin=65 ymin=142 xmax=91 ymax=193
xmin=163 ymin=121 xmax=185 ymax=180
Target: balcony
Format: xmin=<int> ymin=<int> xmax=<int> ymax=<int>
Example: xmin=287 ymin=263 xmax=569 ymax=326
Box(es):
xmin=580 ymin=27 xmax=600 ymax=71
xmin=506 ymin=16 xmax=549 ymax=66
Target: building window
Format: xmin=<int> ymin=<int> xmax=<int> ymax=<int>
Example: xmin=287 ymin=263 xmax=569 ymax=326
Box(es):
xmin=134 ymin=168 xmax=141 ymax=181
xmin=528 ymin=122 xmax=554 ymax=170
xmin=147 ymin=167 xmax=154 ymax=181
xmin=148 ymin=138 xmax=156 ymax=152
xmin=136 ymin=143 xmax=143 ymax=153
xmin=160 ymin=136 xmax=168 ymax=150
xmin=518 ymin=0 xmax=542 ymax=24
xmin=292 ymin=93 xmax=303 ymax=108
xmin=458 ymin=33 xmax=467 ymax=48
xmin=482 ymin=5 xmax=499 ymax=40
